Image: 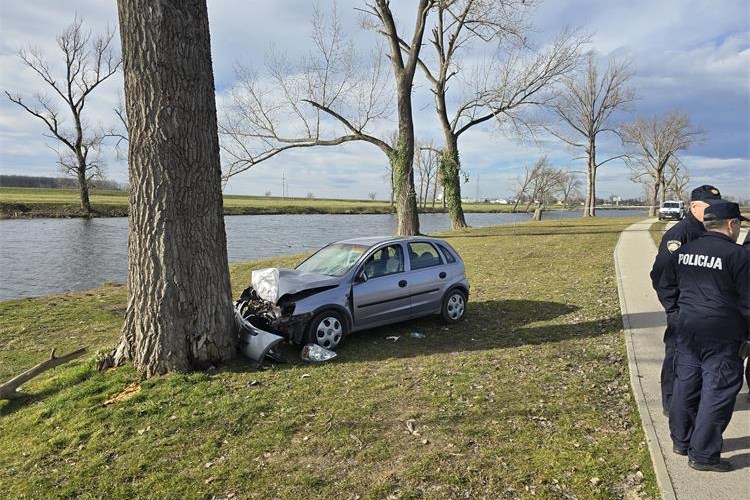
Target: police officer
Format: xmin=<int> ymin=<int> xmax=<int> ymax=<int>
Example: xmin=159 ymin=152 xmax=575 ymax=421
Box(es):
xmin=650 ymin=185 xmax=722 ymax=415
xmin=662 ymin=200 xmax=750 ymax=472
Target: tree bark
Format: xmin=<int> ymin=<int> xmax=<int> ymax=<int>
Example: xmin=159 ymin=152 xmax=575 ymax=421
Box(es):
xmin=113 ymin=0 xmax=236 ymax=377
xmin=584 ymin=139 xmax=597 ymax=217
xmin=439 ymin=137 xmax=468 ymax=229
xmin=77 ymin=164 xmax=92 ymax=214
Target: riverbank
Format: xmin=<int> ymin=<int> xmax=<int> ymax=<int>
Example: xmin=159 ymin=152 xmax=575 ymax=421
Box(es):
xmin=0 ymin=187 xmax=645 ymax=218
xmin=0 ymin=217 xmax=658 ymax=499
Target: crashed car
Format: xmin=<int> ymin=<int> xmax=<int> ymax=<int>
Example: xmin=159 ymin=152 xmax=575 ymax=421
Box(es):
xmin=236 ymin=236 xmax=470 ymax=350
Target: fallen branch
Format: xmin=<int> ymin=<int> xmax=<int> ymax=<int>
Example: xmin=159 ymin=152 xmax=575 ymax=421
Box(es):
xmin=0 ymin=347 xmax=87 ymax=400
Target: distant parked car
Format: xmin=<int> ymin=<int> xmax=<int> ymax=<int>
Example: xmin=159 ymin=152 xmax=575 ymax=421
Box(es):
xmin=236 ymin=236 xmax=470 ymax=350
xmin=658 ymin=200 xmax=685 ymax=221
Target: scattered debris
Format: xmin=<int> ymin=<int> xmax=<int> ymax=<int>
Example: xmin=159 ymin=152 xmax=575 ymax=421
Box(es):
xmin=300 ymin=343 xmax=337 ymax=363
xmin=301 ymin=373 xmax=311 ymax=379
xmin=204 ymin=456 xmax=226 ymax=469
xmin=349 ymin=434 xmax=363 ymax=449
xmin=405 ymin=419 xmax=420 ymax=436
xmin=590 ymin=477 xmax=601 ymax=486
xmin=247 ymin=380 xmax=261 ymax=387
xmin=409 ymin=332 xmax=426 ymax=339
xmin=103 ymin=383 xmax=141 ymax=407
xmin=385 ymin=336 xmax=400 ymax=342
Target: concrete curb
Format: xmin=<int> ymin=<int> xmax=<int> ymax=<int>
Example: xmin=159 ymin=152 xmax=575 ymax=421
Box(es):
xmin=615 ymin=219 xmax=677 ymax=500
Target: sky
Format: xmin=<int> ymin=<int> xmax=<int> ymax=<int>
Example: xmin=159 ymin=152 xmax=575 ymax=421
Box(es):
xmin=0 ymin=0 xmax=748 ymax=202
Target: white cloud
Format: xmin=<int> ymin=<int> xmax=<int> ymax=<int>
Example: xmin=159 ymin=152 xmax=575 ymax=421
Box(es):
xmin=0 ymin=0 xmax=747 ymax=204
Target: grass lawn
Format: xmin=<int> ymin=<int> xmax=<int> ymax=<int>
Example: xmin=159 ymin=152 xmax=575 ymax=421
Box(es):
xmin=649 ymin=220 xmax=668 ymax=247
xmin=0 ymin=187 xmax=537 ymax=218
xmin=0 ymin=217 xmax=658 ymax=499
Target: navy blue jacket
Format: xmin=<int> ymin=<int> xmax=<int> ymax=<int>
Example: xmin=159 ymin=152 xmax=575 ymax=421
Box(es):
xmin=651 ymin=211 xmax=706 ymax=308
xmin=661 ymin=232 xmax=750 ymax=341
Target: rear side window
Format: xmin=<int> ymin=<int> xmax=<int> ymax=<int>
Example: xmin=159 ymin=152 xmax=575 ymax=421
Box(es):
xmin=436 ymin=243 xmax=456 ymax=263
xmin=408 ymin=242 xmax=442 ymax=270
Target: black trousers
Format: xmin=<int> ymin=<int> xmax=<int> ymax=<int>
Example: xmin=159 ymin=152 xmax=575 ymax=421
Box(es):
xmin=669 ymin=335 xmax=742 ymax=463
xmin=661 ymin=319 xmax=677 ymax=414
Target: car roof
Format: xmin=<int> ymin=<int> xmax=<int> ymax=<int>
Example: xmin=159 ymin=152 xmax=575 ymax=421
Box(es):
xmin=333 ymin=235 xmax=446 ymax=248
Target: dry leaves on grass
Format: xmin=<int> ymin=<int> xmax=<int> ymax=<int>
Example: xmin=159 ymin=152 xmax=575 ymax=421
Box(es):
xmin=103 ymin=383 xmax=140 ymax=406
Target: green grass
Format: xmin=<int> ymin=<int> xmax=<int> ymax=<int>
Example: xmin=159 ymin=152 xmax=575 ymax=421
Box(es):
xmin=649 ymin=220 xmax=668 ymax=247
xmin=0 ymin=217 xmax=657 ymax=499
xmin=0 ymin=187 xmax=609 ymax=218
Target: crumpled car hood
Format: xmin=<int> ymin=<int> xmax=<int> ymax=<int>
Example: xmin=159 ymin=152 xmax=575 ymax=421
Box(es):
xmin=251 ymin=267 xmax=341 ymax=304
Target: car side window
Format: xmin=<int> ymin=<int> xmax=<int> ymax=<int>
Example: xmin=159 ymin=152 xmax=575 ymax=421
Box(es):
xmin=436 ymin=243 xmax=456 ymax=264
xmin=408 ymin=242 xmax=442 ymax=270
xmin=363 ymin=245 xmax=404 ymax=279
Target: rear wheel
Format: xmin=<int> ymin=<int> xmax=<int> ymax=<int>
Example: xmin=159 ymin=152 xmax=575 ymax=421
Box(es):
xmin=306 ymin=310 xmax=347 ymax=350
xmin=441 ymin=289 xmax=467 ymax=323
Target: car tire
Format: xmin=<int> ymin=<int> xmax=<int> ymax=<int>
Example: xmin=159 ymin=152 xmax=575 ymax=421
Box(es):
xmin=441 ymin=289 xmax=467 ymax=323
xmin=306 ymin=310 xmax=347 ymax=350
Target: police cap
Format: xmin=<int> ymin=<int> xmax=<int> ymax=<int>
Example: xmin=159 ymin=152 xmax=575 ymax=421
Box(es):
xmin=703 ymin=200 xmax=749 ymax=222
xmin=690 ymin=184 xmax=722 ymax=202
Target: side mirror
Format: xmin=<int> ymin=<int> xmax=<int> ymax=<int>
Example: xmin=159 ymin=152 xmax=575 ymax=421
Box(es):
xmin=355 ymin=270 xmax=368 ymax=283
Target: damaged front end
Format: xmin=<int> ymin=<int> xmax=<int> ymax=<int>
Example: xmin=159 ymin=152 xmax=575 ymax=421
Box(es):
xmin=235 ymin=267 xmax=341 ymax=345
xmin=235 ymin=287 xmax=313 ymax=345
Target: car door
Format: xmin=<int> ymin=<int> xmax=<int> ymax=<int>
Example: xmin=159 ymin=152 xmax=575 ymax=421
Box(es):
xmin=406 ymin=241 xmax=446 ymax=316
xmin=351 ymin=243 xmax=410 ymax=330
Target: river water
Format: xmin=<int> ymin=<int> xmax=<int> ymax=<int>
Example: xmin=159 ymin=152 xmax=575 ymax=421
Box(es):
xmin=0 ymin=210 xmax=644 ymax=300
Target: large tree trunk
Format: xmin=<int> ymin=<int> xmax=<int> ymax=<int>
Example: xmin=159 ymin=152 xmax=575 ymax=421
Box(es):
xmin=391 ymin=137 xmax=420 ymax=235
xmin=584 ymin=140 xmax=597 ymax=217
xmin=77 ymin=164 xmax=92 ymax=214
xmin=392 ymin=81 xmax=420 ymax=236
xmin=113 ymin=0 xmax=236 ymax=377
xmin=439 ymin=138 xmax=468 ymax=229
xmin=532 ymin=203 xmax=544 ymax=221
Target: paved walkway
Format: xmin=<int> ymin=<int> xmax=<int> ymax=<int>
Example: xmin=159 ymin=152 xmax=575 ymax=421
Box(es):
xmin=614 ymin=219 xmax=750 ymax=499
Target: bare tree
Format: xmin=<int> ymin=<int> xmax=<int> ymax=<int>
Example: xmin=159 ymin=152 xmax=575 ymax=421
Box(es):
xmin=526 ymin=157 xmax=566 ymax=220
xmin=559 ymin=170 xmax=583 ymax=209
xmin=221 ymin=2 xmax=431 ymax=235
xmin=623 ymin=110 xmax=704 ymax=215
xmin=665 ymin=160 xmax=691 ymax=201
xmin=4 ymin=16 xmax=120 ymax=214
xmin=511 ymin=164 xmax=535 ymax=213
xmin=368 ymin=192 xmax=377 ymax=200
xmin=415 ymin=144 xmax=439 ymax=208
xmin=404 ymin=0 xmax=586 ymax=228
xmin=104 ymin=0 xmax=236 ymax=377
xmin=548 ymin=52 xmax=634 ymax=216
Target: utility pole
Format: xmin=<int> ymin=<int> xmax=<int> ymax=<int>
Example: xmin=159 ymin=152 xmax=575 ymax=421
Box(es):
xmin=475 ymin=174 xmax=480 ymax=202
xmin=282 ymin=171 xmax=286 ymax=200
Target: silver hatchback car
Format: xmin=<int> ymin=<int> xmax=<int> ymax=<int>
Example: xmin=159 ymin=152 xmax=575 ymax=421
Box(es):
xmin=237 ymin=236 xmax=470 ymax=350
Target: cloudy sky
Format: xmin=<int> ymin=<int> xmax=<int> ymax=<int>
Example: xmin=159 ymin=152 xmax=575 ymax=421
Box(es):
xmin=1 ymin=0 xmax=748 ymax=202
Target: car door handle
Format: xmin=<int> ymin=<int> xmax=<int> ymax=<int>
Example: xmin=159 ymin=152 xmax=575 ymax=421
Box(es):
xmin=439 ymin=272 xmax=446 ymax=279
xmin=398 ymin=280 xmax=408 ymax=288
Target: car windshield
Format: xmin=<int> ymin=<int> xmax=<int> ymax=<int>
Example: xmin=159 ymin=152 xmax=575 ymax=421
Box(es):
xmin=296 ymin=243 xmax=369 ymax=276
xmin=663 ymin=202 xmax=680 ymax=208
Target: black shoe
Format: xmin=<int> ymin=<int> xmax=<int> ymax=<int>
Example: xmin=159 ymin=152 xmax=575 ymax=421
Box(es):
xmin=672 ymin=446 xmax=687 ymax=456
xmin=688 ymin=459 xmax=733 ymax=472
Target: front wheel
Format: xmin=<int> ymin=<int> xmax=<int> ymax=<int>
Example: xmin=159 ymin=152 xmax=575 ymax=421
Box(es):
xmin=306 ymin=310 xmax=347 ymax=350
xmin=441 ymin=289 xmax=467 ymax=323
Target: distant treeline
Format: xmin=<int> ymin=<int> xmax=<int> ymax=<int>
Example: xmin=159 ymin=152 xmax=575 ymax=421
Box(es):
xmin=0 ymin=175 xmax=126 ymax=191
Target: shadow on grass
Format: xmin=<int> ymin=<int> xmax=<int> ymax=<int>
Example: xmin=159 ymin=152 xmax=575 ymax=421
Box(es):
xmin=220 ymin=299 xmax=619 ymax=370
xmin=0 ymin=384 xmax=64 ymax=416
xmin=340 ymin=299 xmax=619 ymax=363
xmin=0 ymin=361 xmax=95 ymax=417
